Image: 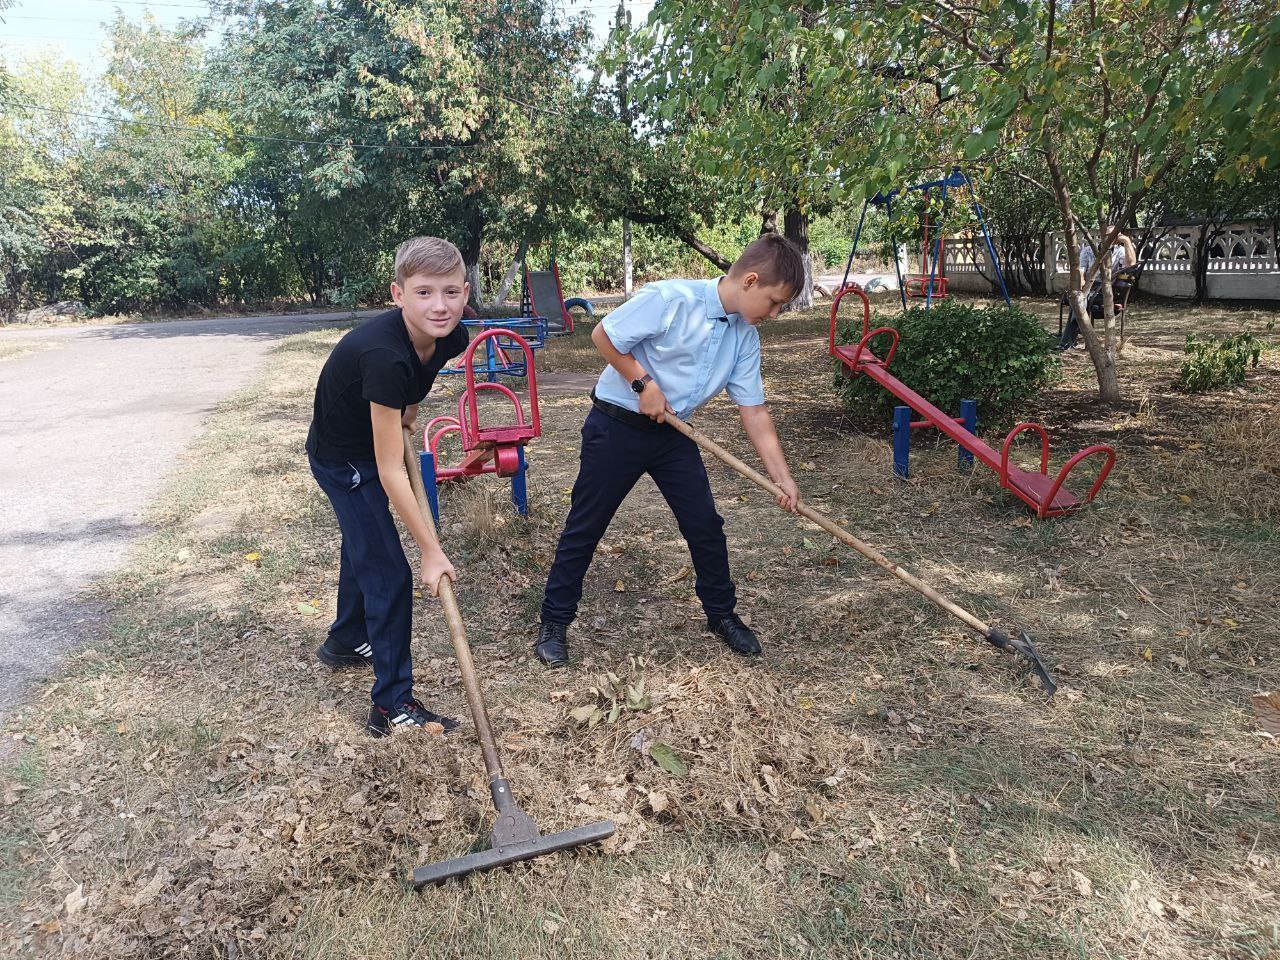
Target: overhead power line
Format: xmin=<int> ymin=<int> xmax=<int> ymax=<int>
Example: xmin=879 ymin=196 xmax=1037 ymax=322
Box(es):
xmin=2 ymin=13 xmax=215 ymax=23
xmin=0 ymin=33 xmax=111 ymax=41
xmin=75 ymin=0 xmax=212 ymax=8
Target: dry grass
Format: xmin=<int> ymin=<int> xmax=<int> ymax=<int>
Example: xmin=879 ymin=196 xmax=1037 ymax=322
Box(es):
xmin=1 ymin=299 xmax=1278 ymax=959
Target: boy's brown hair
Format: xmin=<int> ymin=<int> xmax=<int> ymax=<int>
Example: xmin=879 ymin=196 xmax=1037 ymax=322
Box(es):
xmin=728 ymin=233 xmax=806 ymax=297
xmin=394 ymin=236 xmax=465 ymax=286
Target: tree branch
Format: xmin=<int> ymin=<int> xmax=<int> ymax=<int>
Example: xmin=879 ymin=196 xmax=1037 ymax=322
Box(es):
xmin=1003 ymin=168 xmax=1056 ymax=198
xmin=1045 ymin=0 xmax=1056 ymax=60
xmin=624 ymin=208 xmax=733 ymax=271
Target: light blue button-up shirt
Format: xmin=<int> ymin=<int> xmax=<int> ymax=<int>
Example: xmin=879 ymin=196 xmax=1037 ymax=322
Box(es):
xmin=594 ymin=278 xmax=766 ymax=420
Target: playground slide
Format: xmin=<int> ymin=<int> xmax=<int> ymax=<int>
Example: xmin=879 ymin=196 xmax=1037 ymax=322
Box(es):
xmin=525 ymin=269 xmax=573 ymax=335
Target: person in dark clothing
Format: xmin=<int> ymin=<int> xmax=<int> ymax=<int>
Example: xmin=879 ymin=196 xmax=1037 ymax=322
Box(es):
xmin=306 ymin=237 xmax=469 ymax=736
xmin=1058 ymin=231 xmax=1137 ymax=350
xmin=533 ymin=234 xmax=807 ymax=668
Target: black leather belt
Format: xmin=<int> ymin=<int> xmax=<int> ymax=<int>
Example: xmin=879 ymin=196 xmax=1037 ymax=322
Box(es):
xmin=590 ymin=390 xmax=666 ymax=432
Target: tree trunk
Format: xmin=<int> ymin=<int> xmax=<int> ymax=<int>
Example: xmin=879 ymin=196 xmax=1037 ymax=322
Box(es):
xmin=303 ymin=251 xmax=324 ymax=304
xmin=1030 ymin=233 xmax=1048 ymax=295
xmin=1099 ymin=239 xmax=1117 ymax=355
xmin=760 ymin=208 xmax=778 ymax=235
xmin=1042 ymin=133 xmax=1121 ymax=402
xmin=783 ymin=207 xmax=813 ymax=310
xmin=622 ymin=217 xmax=633 ymax=300
xmin=465 ymin=262 xmax=483 ymax=307
xmin=490 ymin=199 xmax=544 ymax=307
xmin=1000 ymin=238 xmax=1023 ymax=295
xmin=1192 ymin=222 xmax=1225 ymax=305
xmin=1066 ymin=285 xmax=1122 ymax=400
xmin=491 ymin=252 xmax=524 ymax=307
xmin=1193 ymin=225 xmax=1208 ymax=304
xmin=459 ymin=197 xmax=485 ymax=309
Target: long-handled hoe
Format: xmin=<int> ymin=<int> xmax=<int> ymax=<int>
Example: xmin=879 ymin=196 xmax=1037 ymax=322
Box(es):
xmin=401 ymin=429 xmax=615 ymax=887
xmin=665 ymin=417 xmax=1057 ymax=694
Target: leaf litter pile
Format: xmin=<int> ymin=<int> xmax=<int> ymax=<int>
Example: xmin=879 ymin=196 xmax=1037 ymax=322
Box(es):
xmin=2 ymin=299 xmax=1278 ymax=959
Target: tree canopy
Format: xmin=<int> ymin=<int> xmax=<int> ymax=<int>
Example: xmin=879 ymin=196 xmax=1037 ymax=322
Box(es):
xmin=2 ymin=0 xmax=1276 ymax=398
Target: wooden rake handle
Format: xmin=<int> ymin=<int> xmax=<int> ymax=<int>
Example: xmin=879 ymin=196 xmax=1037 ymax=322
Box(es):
xmin=402 ymin=428 xmax=505 ymax=779
xmin=664 ymin=416 xmax=993 ymax=637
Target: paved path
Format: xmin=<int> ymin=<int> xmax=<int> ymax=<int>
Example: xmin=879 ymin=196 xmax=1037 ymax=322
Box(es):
xmin=0 ymin=311 xmax=376 ymax=714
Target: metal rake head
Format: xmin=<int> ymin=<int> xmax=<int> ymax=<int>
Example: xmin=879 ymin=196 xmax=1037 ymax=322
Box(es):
xmin=985 ymin=627 xmax=1058 ymax=695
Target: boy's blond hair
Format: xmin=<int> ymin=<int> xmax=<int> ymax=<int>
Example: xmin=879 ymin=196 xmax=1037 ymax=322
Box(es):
xmin=395 ymin=236 xmax=465 ymax=285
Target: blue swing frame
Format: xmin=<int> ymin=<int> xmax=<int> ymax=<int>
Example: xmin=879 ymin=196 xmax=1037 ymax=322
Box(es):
xmin=436 ymin=316 xmax=549 ymax=382
xmin=839 ymin=167 xmax=1012 ymax=311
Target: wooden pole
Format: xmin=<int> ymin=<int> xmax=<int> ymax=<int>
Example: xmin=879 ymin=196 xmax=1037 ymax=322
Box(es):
xmin=664 ymin=416 xmax=993 ymax=636
xmin=402 ymin=428 xmax=505 ymax=779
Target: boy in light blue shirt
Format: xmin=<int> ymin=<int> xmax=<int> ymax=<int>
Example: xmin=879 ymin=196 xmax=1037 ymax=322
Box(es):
xmin=534 ymin=234 xmax=806 ymax=666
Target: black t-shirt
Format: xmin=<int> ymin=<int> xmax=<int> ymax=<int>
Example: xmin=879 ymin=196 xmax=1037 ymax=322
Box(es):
xmin=306 ymin=308 xmax=468 ymax=461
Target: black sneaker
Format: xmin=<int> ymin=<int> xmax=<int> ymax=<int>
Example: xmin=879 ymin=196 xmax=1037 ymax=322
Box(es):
xmin=317 ymin=636 xmax=373 ymax=669
xmin=367 ymin=698 xmax=460 ymax=738
xmin=708 ymin=613 xmax=762 ymax=657
xmin=533 ymin=622 xmax=569 ymax=667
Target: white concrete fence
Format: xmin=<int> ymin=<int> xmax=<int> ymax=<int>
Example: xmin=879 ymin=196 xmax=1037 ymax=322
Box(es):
xmin=937 ymin=221 xmax=1280 ymax=300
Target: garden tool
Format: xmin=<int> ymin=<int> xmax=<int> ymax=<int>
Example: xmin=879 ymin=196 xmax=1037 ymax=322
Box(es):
xmin=665 ymin=417 xmax=1057 ymax=694
xmin=402 ymin=429 xmax=615 ymax=887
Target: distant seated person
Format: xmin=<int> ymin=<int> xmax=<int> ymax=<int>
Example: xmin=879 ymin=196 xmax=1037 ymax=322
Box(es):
xmin=1058 ymin=230 xmax=1137 ymax=350
xmin=463 ymin=304 xmax=479 ymax=321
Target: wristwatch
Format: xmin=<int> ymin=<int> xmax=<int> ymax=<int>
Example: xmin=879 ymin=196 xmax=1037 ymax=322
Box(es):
xmin=630 ymin=373 xmax=653 ymax=394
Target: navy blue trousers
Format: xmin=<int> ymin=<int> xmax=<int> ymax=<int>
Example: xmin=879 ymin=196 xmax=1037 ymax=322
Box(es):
xmin=309 ymin=455 xmax=414 ymax=709
xmin=541 ymin=408 xmax=736 ymax=626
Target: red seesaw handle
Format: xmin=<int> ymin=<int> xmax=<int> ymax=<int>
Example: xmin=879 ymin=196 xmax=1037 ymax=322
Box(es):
xmin=1000 ymin=422 xmax=1050 ymax=484
xmin=1043 ymin=444 xmax=1117 ymax=515
xmin=829 ymin=284 xmax=871 ymax=357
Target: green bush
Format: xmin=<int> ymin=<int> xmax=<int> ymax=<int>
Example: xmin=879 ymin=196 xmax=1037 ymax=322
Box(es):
xmin=1179 ymin=332 xmax=1263 ymax=392
xmin=808 ymin=212 xmax=870 ymax=271
xmin=834 ymin=299 xmax=1058 ymax=428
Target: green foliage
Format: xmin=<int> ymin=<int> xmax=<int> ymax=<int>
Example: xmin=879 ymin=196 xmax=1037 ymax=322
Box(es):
xmin=0 ymin=53 xmax=91 ymax=317
xmin=807 ymin=213 xmax=870 ymax=271
xmin=1179 ymin=331 xmax=1264 ymax=392
xmin=834 ymin=300 xmax=1058 ymax=427
xmin=641 ymin=0 xmax=1280 ymax=398
xmin=881 ymin=189 xmax=980 ymax=264
xmin=74 ymin=17 xmax=243 ymax=314
xmin=548 ymin=223 xmax=716 ymax=294
xmin=542 ymin=211 xmax=863 ymax=295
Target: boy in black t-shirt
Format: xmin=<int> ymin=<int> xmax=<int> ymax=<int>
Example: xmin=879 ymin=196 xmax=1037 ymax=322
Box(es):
xmin=306 ymin=237 xmax=469 ymax=736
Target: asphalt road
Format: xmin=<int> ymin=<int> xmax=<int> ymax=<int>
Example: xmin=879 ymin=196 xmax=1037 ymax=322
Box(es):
xmin=0 ymin=311 xmax=374 ymax=715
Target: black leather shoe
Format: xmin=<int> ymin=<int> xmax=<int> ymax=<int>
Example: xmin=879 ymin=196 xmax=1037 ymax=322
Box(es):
xmin=533 ymin=622 xmax=569 ymax=667
xmin=708 ymin=613 xmax=762 ymax=656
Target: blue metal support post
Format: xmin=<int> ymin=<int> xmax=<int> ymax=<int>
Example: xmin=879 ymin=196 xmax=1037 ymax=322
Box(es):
xmin=892 ymin=406 xmax=911 ymax=479
xmin=485 ymin=336 xmax=499 ymax=383
xmin=925 ymin=183 xmax=947 ymax=311
xmin=958 ymin=399 xmax=977 ymax=472
xmin=884 ymin=194 xmax=909 ymax=312
xmin=840 ymin=199 xmax=871 ymax=291
xmin=511 ymin=446 xmax=529 ymax=516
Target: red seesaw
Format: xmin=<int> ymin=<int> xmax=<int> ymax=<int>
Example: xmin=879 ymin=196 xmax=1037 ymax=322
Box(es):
xmin=829 ymin=285 xmax=1115 ymax=519
xmin=419 ymin=329 xmax=541 ymax=522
